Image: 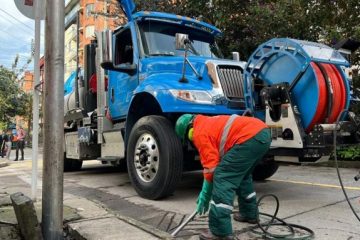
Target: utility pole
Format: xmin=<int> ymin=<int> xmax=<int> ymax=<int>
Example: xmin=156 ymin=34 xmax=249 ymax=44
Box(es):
xmin=31 ymin=0 xmax=42 ymax=201
xmin=74 ymin=11 xmax=80 ymax=108
xmin=42 ymin=0 xmax=65 ymax=239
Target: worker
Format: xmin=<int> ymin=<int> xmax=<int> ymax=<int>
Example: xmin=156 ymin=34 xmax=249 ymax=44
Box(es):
xmin=175 ymin=114 xmax=271 ymax=240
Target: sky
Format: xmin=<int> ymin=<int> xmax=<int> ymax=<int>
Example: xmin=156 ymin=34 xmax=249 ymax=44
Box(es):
xmin=0 ymin=0 xmax=44 ymax=72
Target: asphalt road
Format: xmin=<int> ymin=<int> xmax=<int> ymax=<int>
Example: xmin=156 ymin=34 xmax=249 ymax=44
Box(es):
xmin=1 ymin=149 xmax=359 ymax=239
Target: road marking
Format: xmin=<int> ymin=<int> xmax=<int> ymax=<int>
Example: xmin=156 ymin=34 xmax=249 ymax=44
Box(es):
xmin=270 ymin=179 xmax=360 ymax=191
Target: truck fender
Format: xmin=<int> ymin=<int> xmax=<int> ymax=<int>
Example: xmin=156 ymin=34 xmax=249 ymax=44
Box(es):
xmin=125 ymin=92 xmax=163 ymax=144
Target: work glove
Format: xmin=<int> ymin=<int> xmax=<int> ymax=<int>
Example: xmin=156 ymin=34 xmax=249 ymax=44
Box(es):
xmin=196 ymin=179 xmax=213 ymax=215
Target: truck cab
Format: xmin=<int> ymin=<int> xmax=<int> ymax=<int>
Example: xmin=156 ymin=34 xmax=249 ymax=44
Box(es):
xmin=106 ymin=11 xmax=248 ymax=133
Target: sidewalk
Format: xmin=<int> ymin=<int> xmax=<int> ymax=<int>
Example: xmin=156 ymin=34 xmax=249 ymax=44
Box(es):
xmin=0 ymin=147 xmax=34 ymax=168
xmin=64 ymin=195 xmax=172 ymax=239
xmin=0 ymin=148 xmax=173 ymax=240
xmin=0 ymin=191 xmax=172 ymax=239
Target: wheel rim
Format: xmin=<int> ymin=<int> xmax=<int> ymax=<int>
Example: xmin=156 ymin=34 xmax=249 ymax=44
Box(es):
xmin=134 ymin=133 xmax=160 ymax=182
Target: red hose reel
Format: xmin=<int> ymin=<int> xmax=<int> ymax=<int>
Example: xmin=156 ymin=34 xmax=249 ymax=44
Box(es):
xmin=306 ymin=62 xmax=347 ymax=132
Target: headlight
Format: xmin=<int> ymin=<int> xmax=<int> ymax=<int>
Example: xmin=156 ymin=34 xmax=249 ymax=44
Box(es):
xmin=169 ymin=89 xmax=214 ymax=104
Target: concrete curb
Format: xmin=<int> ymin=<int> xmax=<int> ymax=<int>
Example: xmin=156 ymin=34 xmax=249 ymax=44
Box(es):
xmin=302 ymin=160 xmax=360 ymax=168
xmin=66 ymin=215 xmax=173 ymax=239
xmin=93 ymin=199 xmax=174 ymax=239
xmin=114 ymin=213 xmax=173 ymax=239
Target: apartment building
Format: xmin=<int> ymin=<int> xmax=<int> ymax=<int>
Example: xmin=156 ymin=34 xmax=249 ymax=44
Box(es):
xmin=64 ymin=0 xmax=125 ymax=81
xmin=22 ymin=71 xmax=34 ymax=93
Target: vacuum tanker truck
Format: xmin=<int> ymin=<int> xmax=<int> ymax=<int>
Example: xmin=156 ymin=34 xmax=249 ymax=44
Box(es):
xmin=63 ymin=0 xmax=360 ymax=199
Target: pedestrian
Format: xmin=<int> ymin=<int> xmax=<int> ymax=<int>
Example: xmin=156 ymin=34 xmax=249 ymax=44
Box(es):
xmin=0 ymin=130 xmax=4 ymax=158
xmin=14 ymin=126 xmax=26 ymax=161
xmin=4 ymin=129 xmax=12 ymax=160
xmin=175 ymin=114 xmax=271 ymax=240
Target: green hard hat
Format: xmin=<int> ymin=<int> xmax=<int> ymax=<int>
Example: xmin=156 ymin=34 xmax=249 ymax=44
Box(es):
xmin=175 ymin=114 xmax=195 ymax=142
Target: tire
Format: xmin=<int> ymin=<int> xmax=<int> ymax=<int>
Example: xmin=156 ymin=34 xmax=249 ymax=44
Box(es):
xmin=252 ymin=157 xmax=279 ymax=181
xmin=64 ymin=153 xmax=83 ymax=172
xmin=127 ymin=115 xmax=183 ymax=200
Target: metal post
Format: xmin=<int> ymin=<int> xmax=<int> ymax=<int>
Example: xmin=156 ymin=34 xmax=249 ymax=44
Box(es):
xmin=31 ymin=0 xmax=42 ymax=201
xmin=74 ymin=11 xmax=80 ymax=108
xmin=95 ymin=31 xmax=106 ymax=144
xmin=42 ymin=0 xmax=65 ymax=239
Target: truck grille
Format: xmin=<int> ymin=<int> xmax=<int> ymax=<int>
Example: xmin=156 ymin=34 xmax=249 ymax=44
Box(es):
xmin=217 ymin=65 xmax=245 ymax=100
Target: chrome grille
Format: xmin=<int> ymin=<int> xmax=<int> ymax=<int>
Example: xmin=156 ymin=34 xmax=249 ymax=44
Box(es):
xmin=217 ymin=65 xmax=244 ymax=100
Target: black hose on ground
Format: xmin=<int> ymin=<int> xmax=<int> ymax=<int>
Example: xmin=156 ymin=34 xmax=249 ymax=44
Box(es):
xmin=250 ymin=109 xmax=360 ymax=239
xmin=334 ymin=110 xmax=360 ymax=222
xmin=250 ymin=194 xmax=315 ymax=240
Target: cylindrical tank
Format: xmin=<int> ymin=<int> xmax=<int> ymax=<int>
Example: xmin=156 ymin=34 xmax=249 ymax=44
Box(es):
xmin=64 ymin=87 xmax=85 ymax=114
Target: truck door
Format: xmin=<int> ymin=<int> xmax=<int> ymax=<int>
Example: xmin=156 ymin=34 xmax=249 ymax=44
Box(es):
xmin=108 ymin=27 xmax=138 ymax=120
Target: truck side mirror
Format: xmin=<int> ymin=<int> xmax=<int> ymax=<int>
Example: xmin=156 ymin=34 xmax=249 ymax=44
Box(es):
xmin=175 ymin=33 xmax=190 ymax=50
xmin=101 ymin=62 xmax=137 ymax=75
xmin=101 ymin=30 xmax=114 ymax=67
xmin=175 ymin=33 xmax=202 ymax=82
xmin=114 ymin=63 xmax=137 ymax=74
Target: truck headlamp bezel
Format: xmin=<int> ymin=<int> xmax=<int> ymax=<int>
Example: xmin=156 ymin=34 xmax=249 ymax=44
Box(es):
xmin=169 ymin=89 xmax=214 ymax=105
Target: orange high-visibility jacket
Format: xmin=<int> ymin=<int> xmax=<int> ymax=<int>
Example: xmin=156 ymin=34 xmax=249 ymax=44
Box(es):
xmin=193 ymin=115 xmax=268 ymax=182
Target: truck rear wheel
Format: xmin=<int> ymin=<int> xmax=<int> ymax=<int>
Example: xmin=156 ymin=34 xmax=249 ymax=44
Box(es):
xmin=252 ymin=156 xmax=279 ymax=181
xmin=64 ymin=153 xmax=83 ymax=172
xmin=127 ymin=115 xmax=183 ymax=200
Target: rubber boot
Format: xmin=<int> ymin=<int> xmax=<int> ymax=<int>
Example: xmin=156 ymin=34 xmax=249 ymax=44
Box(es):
xmin=233 ymin=212 xmax=257 ymax=224
xmin=199 ymin=230 xmax=234 ymax=240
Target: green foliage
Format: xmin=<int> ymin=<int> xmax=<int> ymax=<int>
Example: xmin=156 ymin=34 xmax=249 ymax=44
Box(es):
xmin=134 ymin=0 xmax=360 ymax=63
xmin=337 ymin=146 xmax=360 ymax=160
xmin=0 ymin=66 xmax=31 ymax=128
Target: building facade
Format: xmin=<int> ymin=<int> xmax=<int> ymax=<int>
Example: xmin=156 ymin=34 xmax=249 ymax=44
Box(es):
xmin=21 ymin=71 xmax=34 ymax=93
xmin=64 ymin=0 xmax=125 ymax=81
xmin=64 ymin=24 xmax=78 ymax=80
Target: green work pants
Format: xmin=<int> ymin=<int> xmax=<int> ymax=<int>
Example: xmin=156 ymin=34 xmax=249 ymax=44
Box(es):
xmin=209 ymin=128 xmax=271 ymax=237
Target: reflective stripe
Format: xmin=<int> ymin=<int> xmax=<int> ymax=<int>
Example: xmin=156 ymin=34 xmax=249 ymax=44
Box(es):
xmin=203 ymin=167 xmax=216 ymax=174
xmin=219 ymin=114 xmax=238 ymax=158
xmin=246 ymin=192 xmax=256 ymax=200
xmin=210 ymin=200 xmax=234 ymax=211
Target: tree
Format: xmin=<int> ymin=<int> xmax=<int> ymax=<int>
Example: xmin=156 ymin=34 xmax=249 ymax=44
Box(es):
xmin=0 ymin=66 xmax=31 ymax=129
xmin=17 ymin=92 xmax=33 ymax=136
xmin=131 ymin=1 xmax=359 ymax=62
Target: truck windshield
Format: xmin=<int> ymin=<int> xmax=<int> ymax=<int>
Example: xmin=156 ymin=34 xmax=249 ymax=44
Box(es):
xmin=138 ymin=20 xmax=221 ymax=58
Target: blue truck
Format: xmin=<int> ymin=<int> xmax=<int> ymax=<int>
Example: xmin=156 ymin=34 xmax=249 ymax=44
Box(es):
xmin=63 ymin=0 xmax=359 ymax=199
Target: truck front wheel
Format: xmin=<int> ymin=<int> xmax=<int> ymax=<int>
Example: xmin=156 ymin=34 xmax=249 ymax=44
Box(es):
xmin=127 ymin=115 xmax=183 ymax=200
